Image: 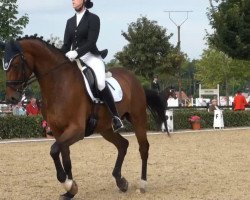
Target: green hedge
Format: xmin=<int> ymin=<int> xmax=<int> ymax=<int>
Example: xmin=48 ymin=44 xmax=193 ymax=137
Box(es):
xmin=0 ymin=110 xmax=250 ymax=139
xmin=0 ymin=115 xmax=43 ymax=139
xmin=173 ymin=109 xmax=250 ymax=130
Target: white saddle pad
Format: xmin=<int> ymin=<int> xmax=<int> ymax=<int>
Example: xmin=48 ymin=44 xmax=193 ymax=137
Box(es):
xmin=77 ymin=61 xmax=123 ymax=102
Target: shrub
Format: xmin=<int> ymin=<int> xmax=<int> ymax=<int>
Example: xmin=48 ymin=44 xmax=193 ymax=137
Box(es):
xmin=0 ymin=115 xmax=43 ymax=139
xmin=0 ymin=109 xmax=249 ymax=139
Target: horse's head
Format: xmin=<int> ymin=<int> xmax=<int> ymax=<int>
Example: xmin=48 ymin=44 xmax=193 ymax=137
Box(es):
xmin=169 ymin=86 xmax=177 ymax=99
xmin=161 ymin=86 xmax=177 ymax=100
xmin=1 ymin=40 xmax=34 ymax=104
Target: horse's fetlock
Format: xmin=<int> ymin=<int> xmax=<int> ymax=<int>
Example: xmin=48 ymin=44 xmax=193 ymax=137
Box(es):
xmin=57 ymin=172 xmax=67 ymax=183
xmin=112 ymin=170 xmax=121 ymax=179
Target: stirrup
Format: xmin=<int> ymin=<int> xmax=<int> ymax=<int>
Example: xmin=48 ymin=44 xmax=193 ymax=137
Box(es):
xmin=112 ymin=116 xmax=124 ymax=133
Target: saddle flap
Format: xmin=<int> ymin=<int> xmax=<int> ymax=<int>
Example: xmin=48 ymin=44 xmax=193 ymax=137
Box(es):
xmin=76 ymin=59 xmax=123 ymax=102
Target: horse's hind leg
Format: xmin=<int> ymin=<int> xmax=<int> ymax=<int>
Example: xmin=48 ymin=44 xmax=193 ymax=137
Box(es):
xmin=101 ymin=128 xmax=129 ymax=192
xmin=129 ymin=112 xmax=149 ymax=193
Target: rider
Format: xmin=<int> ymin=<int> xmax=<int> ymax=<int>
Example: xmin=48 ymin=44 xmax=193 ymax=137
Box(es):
xmin=61 ymin=0 xmax=124 ymax=132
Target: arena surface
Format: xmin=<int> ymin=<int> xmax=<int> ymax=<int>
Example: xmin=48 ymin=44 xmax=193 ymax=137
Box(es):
xmin=0 ymin=128 xmax=250 ymax=200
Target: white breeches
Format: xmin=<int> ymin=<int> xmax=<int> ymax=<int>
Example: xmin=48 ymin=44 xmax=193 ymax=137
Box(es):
xmin=79 ymin=52 xmax=106 ymax=91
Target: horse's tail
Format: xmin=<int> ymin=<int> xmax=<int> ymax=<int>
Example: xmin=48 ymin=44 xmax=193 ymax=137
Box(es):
xmin=144 ymin=89 xmax=170 ymax=136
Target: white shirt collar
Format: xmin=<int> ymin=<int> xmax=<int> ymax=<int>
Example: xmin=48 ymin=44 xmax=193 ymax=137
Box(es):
xmin=76 ymin=8 xmax=86 ymax=26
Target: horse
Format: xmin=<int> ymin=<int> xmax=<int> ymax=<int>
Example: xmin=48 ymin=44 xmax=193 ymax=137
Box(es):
xmin=0 ymin=36 xmax=168 ymax=199
xmin=160 ymin=86 xmax=177 ymax=107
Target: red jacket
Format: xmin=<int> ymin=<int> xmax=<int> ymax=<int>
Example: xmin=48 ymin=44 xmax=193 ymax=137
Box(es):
xmin=233 ymin=94 xmax=247 ymax=111
xmin=26 ymin=103 xmax=39 ymax=115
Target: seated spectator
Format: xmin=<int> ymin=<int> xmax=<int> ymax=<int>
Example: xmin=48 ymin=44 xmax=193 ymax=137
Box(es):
xmin=26 ymin=97 xmax=40 ymax=116
xmin=12 ymin=101 xmax=26 ymax=116
xmin=233 ymin=90 xmax=247 ymax=111
xmin=208 ymin=99 xmax=219 ymax=113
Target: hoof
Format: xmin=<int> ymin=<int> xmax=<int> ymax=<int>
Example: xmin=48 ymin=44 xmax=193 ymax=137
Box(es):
xmin=59 ymin=195 xmax=72 ymax=200
xmin=136 ymin=188 xmax=146 ymax=194
xmin=59 ymin=191 xmax=76 ymax=200
xmin=69 ymin=180 xmax=78 ymax=195
xmin=140 ymin=188 xmax=146 ymax=193
xmin=116 ymin=176 xmax=128 ymax=192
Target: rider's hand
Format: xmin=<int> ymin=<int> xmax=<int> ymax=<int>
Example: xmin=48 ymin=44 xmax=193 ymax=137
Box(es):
xmin=65 ymin=50 xmax=78 ymax=61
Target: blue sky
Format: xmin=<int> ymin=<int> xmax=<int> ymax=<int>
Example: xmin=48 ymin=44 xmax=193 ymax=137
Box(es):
xmin=18 ymin=0 xmax=212 ymax=62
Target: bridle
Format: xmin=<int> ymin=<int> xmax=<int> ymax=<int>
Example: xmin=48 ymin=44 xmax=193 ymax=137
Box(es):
xmin=6 ymin=53 xmax=70 ymax=95
xmin=6 ymin=53 xmax=33 ymax=94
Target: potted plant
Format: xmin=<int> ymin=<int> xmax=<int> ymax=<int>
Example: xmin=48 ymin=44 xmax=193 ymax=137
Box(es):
xmin=188 ymin=115 xmax=201 ymax=130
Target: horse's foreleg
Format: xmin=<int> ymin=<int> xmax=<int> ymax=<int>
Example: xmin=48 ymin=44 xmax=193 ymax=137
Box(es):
xmin=50 ymin=142 xmax=66 ymax=182
xmin=101 ymin=128 xmax=129 ymax=192
xmin=50 ymin=142 xmax=77 ymax=200
xmin=59 ymin=146 xmax=78 ymax=200
xmin=51 ymin=128 xmax=82 ymax=200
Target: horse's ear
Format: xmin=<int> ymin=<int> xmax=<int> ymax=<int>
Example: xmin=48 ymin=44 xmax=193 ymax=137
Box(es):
xmin=0 ymin=41 xmax=5 ymax=50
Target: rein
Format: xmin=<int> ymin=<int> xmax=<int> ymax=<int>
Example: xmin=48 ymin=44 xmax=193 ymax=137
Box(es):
xmin=6 ymin=53 xmax=70 ymax=94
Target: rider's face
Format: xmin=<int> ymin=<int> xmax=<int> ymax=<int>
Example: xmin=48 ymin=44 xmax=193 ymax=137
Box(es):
xmin=72 ymin=0 xmax=84 ymax=10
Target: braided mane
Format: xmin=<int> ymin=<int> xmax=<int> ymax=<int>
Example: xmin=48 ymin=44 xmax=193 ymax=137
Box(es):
xmin=16 ymin=34 xmax=63 ymax=54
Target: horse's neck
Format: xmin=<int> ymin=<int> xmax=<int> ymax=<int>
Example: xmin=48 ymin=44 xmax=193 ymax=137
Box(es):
xmin=23 ymin=40 xmax=87 ymax=108
xmin=38 ymin=63 xmax=87 ymax=116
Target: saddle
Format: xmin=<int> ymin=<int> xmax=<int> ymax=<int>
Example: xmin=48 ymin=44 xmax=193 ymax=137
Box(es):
xmin=76 ymin=59 xmax=123 ymax=137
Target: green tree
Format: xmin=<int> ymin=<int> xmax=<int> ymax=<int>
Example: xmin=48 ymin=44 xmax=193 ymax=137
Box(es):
xmin=195 ymin=47 xmax=250 ymax=104
xmin=115 ymin=16 xmax=174 ymax=80
xmin=207 ymin=0 xmax=250 ymax=60
xmin=180 ymin=59 xmax=198 ymax=97
xmin=0 ymin=0 xmax=29 ymax=100
xmin=0 ymin=0 xmax=29 ymax=41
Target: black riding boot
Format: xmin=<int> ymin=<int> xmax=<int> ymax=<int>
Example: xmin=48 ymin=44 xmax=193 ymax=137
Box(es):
xmin=100 ymin=85 xmax=124 ymax=132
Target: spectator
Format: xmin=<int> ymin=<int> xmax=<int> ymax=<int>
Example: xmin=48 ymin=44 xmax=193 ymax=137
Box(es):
xmin=208 ymin=99 xmax=219 ymax=113
xmin=26 ymin=97 xmax=40 ymax=116
xmin=233 ymin=90 xmax=247 ymax=111
xmin=246 ymin=92 xmax=250 ymax=106
xmin=151 ymin=75 xmax=160 ymax=93
xmin=12 ymin=101 xmax=26 ymax=116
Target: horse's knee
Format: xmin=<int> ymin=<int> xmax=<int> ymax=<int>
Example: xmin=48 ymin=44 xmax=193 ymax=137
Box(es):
xmin=50 ymin=142 xmax=60 ymax=159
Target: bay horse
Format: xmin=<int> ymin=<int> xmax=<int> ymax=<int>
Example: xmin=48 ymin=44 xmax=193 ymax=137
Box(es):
xmin=0 ymin=36 xmax=167 ymax=199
